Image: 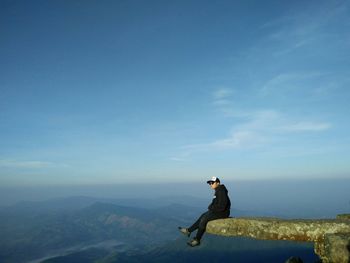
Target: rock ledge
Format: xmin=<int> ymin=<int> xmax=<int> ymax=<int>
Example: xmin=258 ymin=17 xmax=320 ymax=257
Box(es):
xmin=206 ymin=215 xmax=350 ymax=263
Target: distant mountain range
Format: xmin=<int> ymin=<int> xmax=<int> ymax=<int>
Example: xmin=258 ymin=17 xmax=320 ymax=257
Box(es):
xmin=0 ymin=196 xmax=200 ymax=263
xmin=0 ymin=196 xmax=319 ymax=263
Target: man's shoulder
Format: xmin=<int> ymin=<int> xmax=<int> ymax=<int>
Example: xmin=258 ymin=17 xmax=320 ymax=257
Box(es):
xmin=216 ymin=184 xmax=228 ymax=193
xmin=218 ymin=184 xmax=227 ymax=190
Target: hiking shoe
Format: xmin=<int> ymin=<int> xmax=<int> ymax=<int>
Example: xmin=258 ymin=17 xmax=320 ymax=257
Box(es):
xmin=178 ymin=227 xmax=190 ymax=237
xmin=187 ymin=238 xmax=200 ymax=247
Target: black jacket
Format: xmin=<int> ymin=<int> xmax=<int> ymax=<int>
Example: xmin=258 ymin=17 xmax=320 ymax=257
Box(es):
xmin=208 ymin=184 xmax=231 ymax=214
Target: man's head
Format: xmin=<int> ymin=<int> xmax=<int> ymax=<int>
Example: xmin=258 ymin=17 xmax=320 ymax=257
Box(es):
xmin=206 ymin=176 xmax=220 ymax=189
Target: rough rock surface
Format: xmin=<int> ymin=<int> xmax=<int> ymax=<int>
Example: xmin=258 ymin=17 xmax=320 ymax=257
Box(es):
xmin=324 ymin=233 xmax=350 ymax=263
xmin=206 ymin=215 xmax=350 ymax=263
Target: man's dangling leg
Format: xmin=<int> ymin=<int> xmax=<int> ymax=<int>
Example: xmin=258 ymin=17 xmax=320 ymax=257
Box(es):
xmin=188 ymin=211 xmax=209 ymax=233
xmin=195 ymin=212 xmax=211 ymax=241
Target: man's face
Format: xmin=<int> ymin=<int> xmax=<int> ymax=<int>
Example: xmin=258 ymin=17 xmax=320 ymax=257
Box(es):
xmin=209 ymin=181 xmax=220 ymax=189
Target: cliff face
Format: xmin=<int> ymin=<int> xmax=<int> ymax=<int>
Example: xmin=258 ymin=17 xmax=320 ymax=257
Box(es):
xmin=206 ymin=215 xmax=350 ymax=263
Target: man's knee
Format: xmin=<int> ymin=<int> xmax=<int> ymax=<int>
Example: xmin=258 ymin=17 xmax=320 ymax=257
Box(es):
xmin=201 ymin=211 xmax=210 ymax=217
xmin=198 ymin=215 xmax=210 ymax=228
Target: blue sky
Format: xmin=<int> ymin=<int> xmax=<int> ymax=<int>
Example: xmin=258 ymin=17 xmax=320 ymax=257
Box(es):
xmin=1 ymin=0 xmax=350 ymax=185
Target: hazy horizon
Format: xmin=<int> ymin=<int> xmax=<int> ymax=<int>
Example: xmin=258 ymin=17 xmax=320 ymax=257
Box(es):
xmin=1 ymin=178 xmax=349 ymax=219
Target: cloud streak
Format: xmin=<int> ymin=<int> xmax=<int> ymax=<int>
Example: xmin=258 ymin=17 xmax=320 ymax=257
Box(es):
xmin=280 ymin=121 xmax=332 ymax=132
xmin=0 ymin=159 xmax=60 ymax=169
xmin=263 ymin=1 xmax=350 ymax=56
xmin=212 ymin=88 xmax=233 ymax=107
xmin=171 ymin=109 xmax=332 ymax=160
xmin=260 ymin=72 xmax=324 ymax=96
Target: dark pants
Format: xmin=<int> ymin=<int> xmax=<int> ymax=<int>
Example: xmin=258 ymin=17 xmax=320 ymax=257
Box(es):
xmin=188 ymin=210 xmax=229 ymax=241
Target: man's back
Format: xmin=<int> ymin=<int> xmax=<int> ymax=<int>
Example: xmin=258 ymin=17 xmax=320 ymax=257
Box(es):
xmin=208 ymin=184 xmax=231 ymax=215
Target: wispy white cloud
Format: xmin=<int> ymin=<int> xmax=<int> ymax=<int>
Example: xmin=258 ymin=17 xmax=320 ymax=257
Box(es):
xmin=260 ymin=72 xmax=323 ymax=96
xmin=0 ymin=159 xmax=62 ymax=169
xmin=272 ymin=38 xmax=313 ymax=56
xmin=258 ymin=1 xmax=350 ymax=56
xmin=212 ymin=88 xmax=233 ymax=105
xmin=259 ymin=70 xmax=350 ymax=103
xmin=195 ymin=130 xmax=266 ymax=151
xmin=280 ymin=121 xmax=332 ymax=132
xmin=212 ymin=88 xmax=237 ymax=116
xmin=171 ymin=109 xmax=332 ymax=160
xmin=170 ymin=131 xmax=260 ymax=161
xmin=260 ymin=16 xmax=295 ymax=30
xmin=213 ymin=88 xmax=232 ymax=100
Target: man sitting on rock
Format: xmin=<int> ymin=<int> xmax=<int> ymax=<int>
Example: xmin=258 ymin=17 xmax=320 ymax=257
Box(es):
xmin=178 ymin=177 xmax=231 ymax=247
